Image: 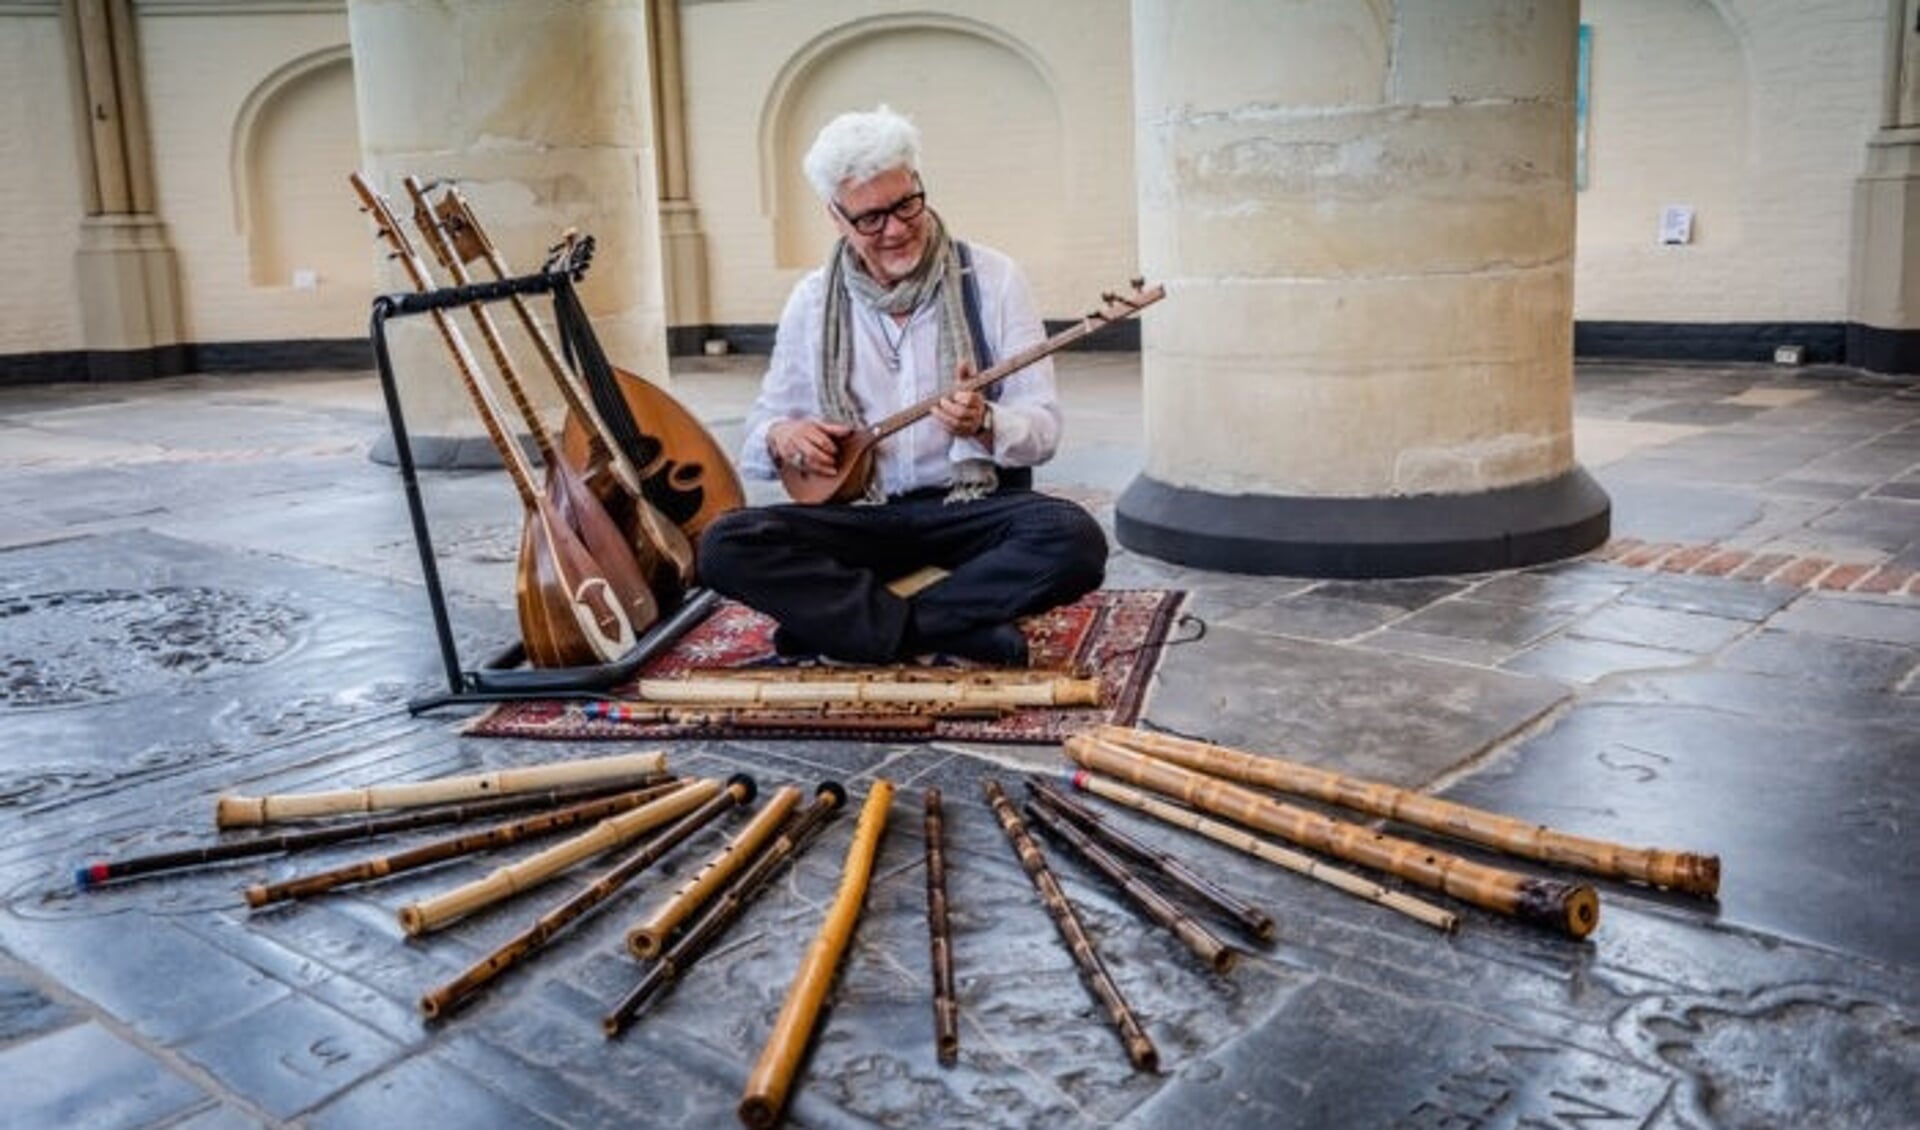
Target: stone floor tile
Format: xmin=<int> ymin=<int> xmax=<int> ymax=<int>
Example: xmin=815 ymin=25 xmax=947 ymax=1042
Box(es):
xmin=0 ymin=1022 xmax=206 ymax=1130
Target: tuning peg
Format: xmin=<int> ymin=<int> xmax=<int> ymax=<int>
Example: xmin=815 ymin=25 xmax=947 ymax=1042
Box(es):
xmin=1131 ymin=276 xmax=1145 ymax=290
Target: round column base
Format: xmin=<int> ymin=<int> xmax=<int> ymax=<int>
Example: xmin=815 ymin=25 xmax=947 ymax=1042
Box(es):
xmin=1114 ymin=467 xmax=1611 ymax=578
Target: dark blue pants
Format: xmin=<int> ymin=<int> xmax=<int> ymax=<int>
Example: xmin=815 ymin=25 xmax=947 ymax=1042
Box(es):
xmin=697 ymin=489 xmax=1108 ymax=662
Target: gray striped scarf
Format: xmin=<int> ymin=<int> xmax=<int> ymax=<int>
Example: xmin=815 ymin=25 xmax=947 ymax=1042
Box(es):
xmin=818 ymin=211 xmax=996 ymax=503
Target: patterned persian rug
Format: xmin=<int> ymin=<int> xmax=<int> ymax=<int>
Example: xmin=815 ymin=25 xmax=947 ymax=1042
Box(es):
xmin=464 ymin=589 xmax=1186 ymax=745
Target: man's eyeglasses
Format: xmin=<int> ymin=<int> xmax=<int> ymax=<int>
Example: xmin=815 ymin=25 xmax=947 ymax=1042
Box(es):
xmin=834 ymin=182 xmax=927 ymax=236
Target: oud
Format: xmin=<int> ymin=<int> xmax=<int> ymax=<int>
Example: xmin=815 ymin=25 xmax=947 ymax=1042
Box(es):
xmin=779 ymin=280 xmax=1166 ymax=505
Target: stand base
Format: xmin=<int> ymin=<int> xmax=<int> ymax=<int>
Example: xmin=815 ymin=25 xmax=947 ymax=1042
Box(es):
xmin=1114 ymin=468 xmax=1611 ymax=579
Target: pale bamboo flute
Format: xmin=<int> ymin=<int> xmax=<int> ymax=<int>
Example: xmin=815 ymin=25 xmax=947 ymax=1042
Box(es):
xmin=397 ymin=778 xmax=719 ymax=936
xmin=1065 ymin=735 xmax=1599 ymax=938
xmin=738 ymin=780 xmax=894 ymax=1129
xmin=624 ymin=785 xmax=802 ymax=959
xmin=1095 ymin=724 xmax=1718 ymax=896
xmin=216 ymin=750 xmax=669 ymax=827
xmin=418 ymin=775 xmax=755 ymax=1019
xmin=602 ymin=782 xmax=847 ymax=1038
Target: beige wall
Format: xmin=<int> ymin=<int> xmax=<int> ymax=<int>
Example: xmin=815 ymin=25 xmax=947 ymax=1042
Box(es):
xmin=677 ymin=0 xmax=1137 ymax=325
xmin=0 ymin=1 xmax=1910 ymax=366
xmin=0 ymin=2 xmax=87 ymax=354
xmin=140 ymin=3 xmax=362 ymax=343
xmin=1573 ymin=0 xmax=1887 ymax=323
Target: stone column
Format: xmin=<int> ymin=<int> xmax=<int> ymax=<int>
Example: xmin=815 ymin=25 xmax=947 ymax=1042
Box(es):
xmin=1847 ymin=0 xmax=1920 ymax=374
xmin=348 ymin=0 xmax=671 ymax=466
xmin=650 ymin=0 xmax=712 ymax=354
xmin=65 ymin=0 xmax=184 ymax=379
xmin=1117 ymin=0 xmax=1608 ymax=577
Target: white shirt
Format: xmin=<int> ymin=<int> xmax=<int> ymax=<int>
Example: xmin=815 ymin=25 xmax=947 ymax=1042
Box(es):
xmin=738 ymin=243 xmax=1062 ymax=497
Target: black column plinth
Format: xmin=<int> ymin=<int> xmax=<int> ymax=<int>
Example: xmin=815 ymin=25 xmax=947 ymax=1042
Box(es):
xmin=1114 ymin=466 xmax=1611 ymax=578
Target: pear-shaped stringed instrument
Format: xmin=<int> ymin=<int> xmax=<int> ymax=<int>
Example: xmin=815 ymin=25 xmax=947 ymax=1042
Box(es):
xmin=778 ymin=280 xmax=1165 ymax=505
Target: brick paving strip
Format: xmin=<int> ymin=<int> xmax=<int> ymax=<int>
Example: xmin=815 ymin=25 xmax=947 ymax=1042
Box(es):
xmin=1591 ymin=538 xmax=1920 ymax=597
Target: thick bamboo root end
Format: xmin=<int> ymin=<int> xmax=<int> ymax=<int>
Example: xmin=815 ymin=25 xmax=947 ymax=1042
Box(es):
xmin=1516 ymin=878 xmax=1601 ymax=939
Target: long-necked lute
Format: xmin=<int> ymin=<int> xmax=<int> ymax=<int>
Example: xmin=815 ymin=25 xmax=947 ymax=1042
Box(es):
xmin=403 ymin=178 xmax=692 ymax=604
xmin=350 ymin=172 xmax=653 ymax=667
xmin=779 ymin=280 xmax=1166 ymax=505
xmin=429 ymin=186 xmax=744 ymax=540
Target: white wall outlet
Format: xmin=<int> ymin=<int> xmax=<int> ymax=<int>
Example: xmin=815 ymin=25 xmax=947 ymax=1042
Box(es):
xmin=1659 ymin=206 xmax=1694 ymax=245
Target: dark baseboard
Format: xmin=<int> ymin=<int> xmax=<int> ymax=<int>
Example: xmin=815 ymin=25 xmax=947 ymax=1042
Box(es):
xmin=665 ymin=319 xmax=1140 ymax=357
xmin=1575 ymin=321 xmax=1851 ymax=366
xmin=0 ymin=339 xmax=371 ymax=385
xmin=1845 ymin=323 xmax=1920 ymax=376
xmin=1114 ymin=468 xmax=1611 ymax=579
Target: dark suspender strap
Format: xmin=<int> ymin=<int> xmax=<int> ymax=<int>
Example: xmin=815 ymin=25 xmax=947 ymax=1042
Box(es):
xmin=955 ymin=241 xmax=1031 ymax=492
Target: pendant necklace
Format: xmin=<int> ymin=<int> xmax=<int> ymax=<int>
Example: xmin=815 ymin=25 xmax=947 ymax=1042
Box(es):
xmin=880 ymin=305 xmax=918 ymax=372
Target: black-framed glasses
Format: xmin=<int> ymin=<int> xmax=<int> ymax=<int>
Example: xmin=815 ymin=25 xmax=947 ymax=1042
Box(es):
xmin=834 ymin=178 xmax=927 ymax=236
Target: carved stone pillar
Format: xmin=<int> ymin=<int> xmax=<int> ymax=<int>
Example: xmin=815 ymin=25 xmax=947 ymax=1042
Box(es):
xmin=65 ymin=0 xmax=184 ymax=379
xmin=348 ymin=0 xmax=671 ymax=465
xmin=1117 ymin=0 xmax=1608 ymax=576
xmin=1847 ymin=0 xmax=1920 ymax=374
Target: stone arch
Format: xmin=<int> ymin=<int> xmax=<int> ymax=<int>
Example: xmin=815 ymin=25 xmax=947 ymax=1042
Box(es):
xmin=230 ymin=46 xmax=363 ymax=288
xmin=758 ymin=15 xmax=1066 ymax=272
xmin=1573 ymin=0 xmax=1752 ymax=320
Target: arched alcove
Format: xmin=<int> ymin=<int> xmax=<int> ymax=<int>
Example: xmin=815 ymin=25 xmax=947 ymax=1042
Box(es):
xmin=762 ymin=18 xmax=1066 ymax=276
xmin=1574 ymin=0 xmax=1751 ymax=320
xmin=232 ymin=48 xmax=363 ymax=289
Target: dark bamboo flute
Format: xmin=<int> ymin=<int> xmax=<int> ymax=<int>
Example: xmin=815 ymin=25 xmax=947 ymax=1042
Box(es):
xmin=924 ymin=788 xmax=959 ymax=1066
xmin=244 ymin=780 xmax=684 ymax=908
xmin=74 ymin=776 xmax=669 ymax=890
xmin=603 ymin=782 xmax=847 ymax=1038
xmin=982 ymin=779 xmax=1158 ymax=1072
xmin=1021 ymin=800 xmax=1239 ymax=975
xmin=419 ymin=775 xmax=756 ymax=1020
xmin=1027 ymin=778 xmax=1276 ymax=944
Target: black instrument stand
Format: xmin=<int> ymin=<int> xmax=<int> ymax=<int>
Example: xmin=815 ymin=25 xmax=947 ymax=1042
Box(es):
xmin=366 ymin=272 xmax=715 ymax=715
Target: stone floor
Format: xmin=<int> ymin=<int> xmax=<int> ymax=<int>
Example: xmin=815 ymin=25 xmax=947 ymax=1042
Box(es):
xmin=0 ymin=353 xmax=1916 ymax=1129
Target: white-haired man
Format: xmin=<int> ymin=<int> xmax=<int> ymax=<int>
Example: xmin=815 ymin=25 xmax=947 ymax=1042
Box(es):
xmin=697 ymin=105 xmax=1107 ymax=665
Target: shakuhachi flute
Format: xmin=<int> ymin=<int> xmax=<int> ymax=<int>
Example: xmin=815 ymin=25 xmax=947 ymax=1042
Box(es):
xmin=1094 ymin=724 xmax=1720 ymax=897
xmin=76 ymin=775 xmax=670 ymax=890
xmin=738 ymin=780 xmax=894 ymax=1130
xmin=398 ymin=778 xmax=720 ymax=936
xmin=215 ymin=750 xmax=669 ymax=828
xmin=610 ymin=675 xmax=1102 ymax=709
xmin=419 ymin=775 xmax=757 ymax=1020
xmin=603 ymin=782 xmax=847 ymax=1038
xmin=924 ymin=787 xmax=958 ymax=1066
xmin=1069 ymin=770 xmax=1459 ymax=933
xmin=1021 ymin=800 xmax=1239 ymax=975
xmin=1028 ymin=778 xmax=1276 ymax=945
xmin=983 ymin=779 xmax=1158 ymax=1073
xmin=246 ymin=780 xmax=685 ymax=908
xmin=624 ymin=785 xmax=803 ymax=959
xmin=1066 ymin=736 xmax=1599 ymax=939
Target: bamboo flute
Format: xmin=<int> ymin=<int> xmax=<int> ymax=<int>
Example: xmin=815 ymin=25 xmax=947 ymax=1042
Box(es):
xmin=1028 ymin=778 xmax=1276 ymax=945
xmin=612 ymin=675 xmax=1101 ymax=709
xmin=924 ymin=787 xmax=958 ymax=1066
xmin=397 ymin=778 xmax=719 ymax=936
xmin=625 ymin=785 xmax=803 ymax=959
xmin=1022 ymin=799 xmax=1239 ymax=974
xmin=738 ymin=780 xmax=894 ymax=1130
xmin=245 ymin=780 xmax=684 ymax=908
xmin=603 ymin=782 xmax=847 ymax=1038
xmin=1068 ymin=770 xmax=1459 ymax=933
xmin=1094 ymin=725 xmax=1719 ymax=897
xmin=983 ymin=779 xmax=1158 ymax=1072
xmin=215 ymin=750 xmax=669 ymax=828
xmin=418 ymin=775 xmax=757 ymax=1020
xmin=75 ymin=775 xmax=670 ymax=890
xmin=1065 ymin=736 xmax=1598 ymax=938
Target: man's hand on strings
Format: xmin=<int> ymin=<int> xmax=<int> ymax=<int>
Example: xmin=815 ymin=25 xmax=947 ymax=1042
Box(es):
xmin=769 ymin=418 xmax=850 ymax=474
